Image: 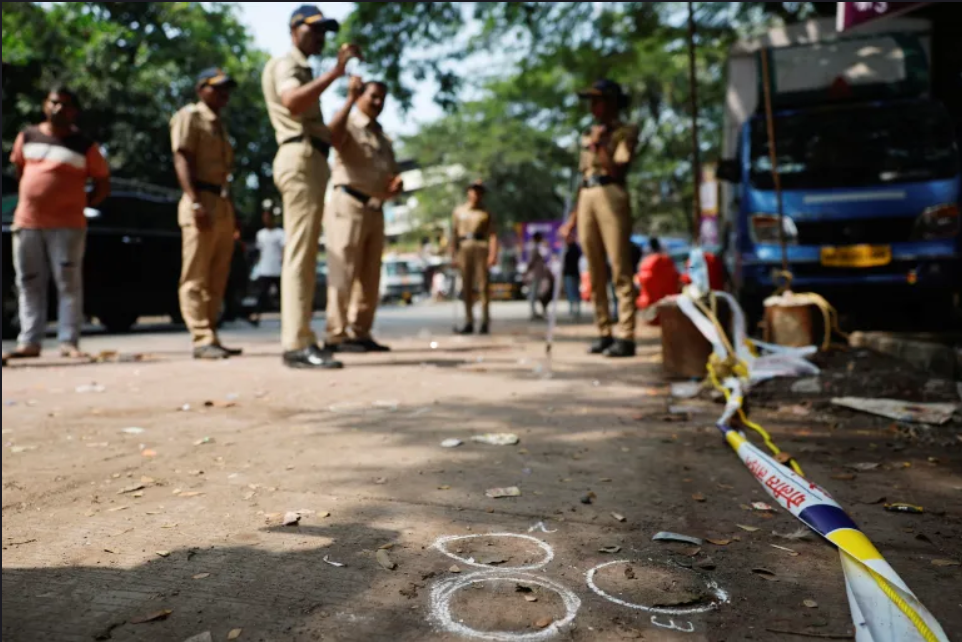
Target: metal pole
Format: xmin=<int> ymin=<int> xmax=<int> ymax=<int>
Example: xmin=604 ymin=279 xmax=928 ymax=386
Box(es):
xmin=760 ymin=46 xmax=790 ymax=279
xmin=687 ymin=1 xmax=702 ymax=245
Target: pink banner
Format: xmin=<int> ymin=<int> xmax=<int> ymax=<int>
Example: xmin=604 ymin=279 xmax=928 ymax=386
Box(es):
xmin=836 ymin=2 xmax=929 ymax=31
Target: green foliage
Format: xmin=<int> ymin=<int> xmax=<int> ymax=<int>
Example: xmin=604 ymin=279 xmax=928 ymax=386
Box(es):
xmin=2 ymin=2 xmax=273 ymax=219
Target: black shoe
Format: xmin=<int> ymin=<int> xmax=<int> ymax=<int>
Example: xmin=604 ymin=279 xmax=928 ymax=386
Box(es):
xmin=283 ymin=345 xmax=344 ymax=370
xmin=349 ymin=338 xmax=391 ymax=353
xmin=325 ymin=341 xmax=367 ymax=354
xmin=478 ymin=323 xmax=490 ymax=335
xmin=194 ymin=345 xmax=230 ymax=360
xmin=455 ymin=324 xmax=474 ymax=335
xmin=217 ymin=344 xmax=243 ymax=357
xmin=589 ymin=337 xmax=615 ymax=355
xmin=604 ymin=339 xmax=636 ymax=358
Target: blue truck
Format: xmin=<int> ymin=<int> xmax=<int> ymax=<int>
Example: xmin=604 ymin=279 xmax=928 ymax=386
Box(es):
xmin=718 ymin=17 xmax=960 ymax=327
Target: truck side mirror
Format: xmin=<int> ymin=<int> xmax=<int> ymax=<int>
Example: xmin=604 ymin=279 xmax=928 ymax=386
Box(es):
xmin=717 ymin=159 xmax=741 ymax=183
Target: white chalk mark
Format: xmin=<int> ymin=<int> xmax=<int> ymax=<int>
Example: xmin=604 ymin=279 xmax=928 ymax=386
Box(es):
xmin=651 ymin=616 xmax=696 ymax=633
xmin=586 ymin=560 xmax=729 ymax=615
xmin=430 ymin=571 xmax=581 ymax=641
xmin=527 ymin=522 xmax=558 ymax=534
xmin=433 ymin=533 xmax=554 ymax=571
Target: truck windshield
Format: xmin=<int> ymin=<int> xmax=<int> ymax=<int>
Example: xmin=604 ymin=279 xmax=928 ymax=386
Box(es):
xmin=750 ymin=102 xmax=959 ymax=190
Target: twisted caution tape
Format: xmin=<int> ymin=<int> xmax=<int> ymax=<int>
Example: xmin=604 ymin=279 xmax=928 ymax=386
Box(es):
xmin=674 ymin=290 xmax=949 ymax=642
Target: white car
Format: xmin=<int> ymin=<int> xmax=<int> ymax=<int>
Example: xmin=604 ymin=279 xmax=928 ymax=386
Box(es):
xmin=380 ymin=257 xmax=426 ymax=304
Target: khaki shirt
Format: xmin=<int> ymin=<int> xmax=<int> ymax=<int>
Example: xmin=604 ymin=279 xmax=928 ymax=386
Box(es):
xmin=330 ymin=110 xmax=399 ymax=197
xmin=579 ymin=121 xmax=640 ymax=178
xmin=452 ymin=204 xmax=493 ymax=244
xmin=261 ymin=47 xmax=330 ymax=145
xmin=170 ymin=101 xmax=234 ymax=224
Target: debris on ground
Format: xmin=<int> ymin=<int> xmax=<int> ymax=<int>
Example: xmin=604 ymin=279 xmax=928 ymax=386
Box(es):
xmin=471 ymin=433 xmax=520 ymax=446
xmin=323 ymin=556 xmax=345 ymax=567
xmin=737 ymin=524 xmax=760 ymax=532
xmin=752 ymin=502 xmax=774 ymax=512
xmin=130 ymin=610 xmax=172 ymax=624
xmin=376 ymin=549 xmax=397 ymax=570
xmin=831 ymin=397 xmax=958 ymax=425
xmin=440 ymin=438 xmax=463 ymax=448
xmin=846 ymin=462 xmax=880 ymax=472
xmin=117 ymin=483 xmax=145 ymax=495
xmin=580 ymin=492 xmax=596 ymax=505
xmin=884 ymin=503 xmax=925 ymax=514
xmin=156 ymin=551 xmax=170 ymax=558
xmin=706 ymin=538 xmax=732 ymax=546
xmin=193 ymin=437 xmax=214 ymax=446
xmin=752 ymin=568 xmax=777 ymax=581
xmin=611 ymin=512 xmax=627 ymax=523
xmin=282 ymin=512 xmax=302 ymax=526
xmin=475 ymin=554 xmax=508 ymax=566
xmin=121 ymin=427 xmax=145 ymax=435
xmin=449 ymin=565 xmax=461 ymax=574
xmin=791 ymin=378 xmax=822 ymax=395
xmin=803 ymin=599 xmax=818 ymax=609
xmin=76 ymin=383 xmax=106 ymax=394
xmin=535 ymin=617 xmax=553 ymax=629
xmin=692 ymin=493 xmax=707 ymax=502
xmin=227 ymin=629 xmax=243 ymax=640
xmin=182 ymin=633 xmax=213 ymax=642
xmin=485 ymin=486 xmax=521 ymax=499
xmin=671 ymin=381 xmax=702 ymax=399
xmin=599 ymin=546 xmax=622 ymax=554
xmin=931 ymin=559 xmax=960 ymax=568
xmin=192 ymin=573 xmax=211 ymax=580
xmin=771 ymin=544 xmax=800 ymax=557
xmin=696 ymin=558 xmax=716 ymax=570
xmin=653 ymin=532 xmax=705 ymax=546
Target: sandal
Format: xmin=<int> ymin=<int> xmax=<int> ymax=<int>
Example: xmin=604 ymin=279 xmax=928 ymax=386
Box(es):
xmin=60 ymin=344 xmax=88 ymax=359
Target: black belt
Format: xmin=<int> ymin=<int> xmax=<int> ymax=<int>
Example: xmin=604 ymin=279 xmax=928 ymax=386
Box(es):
xmin=582 ymin=176 xmax=624 ymax=188
xmin=195 ymin=181 xmax=228 ymax=197
xmin=459 ymin=234 xmax=487 ymax=242
xmin=336 ymin=185 xmax=382 ymax=210
xmin=281 ymin=135 xmax=331 ymax=158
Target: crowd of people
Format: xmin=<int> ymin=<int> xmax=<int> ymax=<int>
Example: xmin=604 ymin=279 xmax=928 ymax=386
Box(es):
xmin=2 ymin=3 xmax=676 ymax=368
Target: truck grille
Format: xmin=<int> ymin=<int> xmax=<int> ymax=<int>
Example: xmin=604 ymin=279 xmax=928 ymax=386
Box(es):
xmin=795 ymin=217 xmax=916 ymax=246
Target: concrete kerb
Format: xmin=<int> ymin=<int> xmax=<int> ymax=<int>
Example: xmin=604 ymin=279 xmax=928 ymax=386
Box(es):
xmin=849 ymin=331 xmax=962 ymax=381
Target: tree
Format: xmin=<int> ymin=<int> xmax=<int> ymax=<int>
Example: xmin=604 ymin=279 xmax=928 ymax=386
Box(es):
xmin=2 ymin=2 xmax=274 ymax=219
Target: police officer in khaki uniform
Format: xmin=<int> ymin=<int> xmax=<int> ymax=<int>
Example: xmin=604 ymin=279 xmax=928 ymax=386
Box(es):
xmin=261 ymin=5 xmax=360 ymax=369
xmin=325 ymin=77 xmax=402 ymax=353
xmin=170 ymin=68 xmax=242 ymax=360
xmin=560 ymin=79 xmax=640 ymax=358
xmin=451 ymin=181 xmax=499 ymax=335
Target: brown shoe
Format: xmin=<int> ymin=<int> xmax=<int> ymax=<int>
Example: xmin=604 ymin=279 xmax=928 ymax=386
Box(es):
xmin=7 ymin=345 xmax=41 ymax=360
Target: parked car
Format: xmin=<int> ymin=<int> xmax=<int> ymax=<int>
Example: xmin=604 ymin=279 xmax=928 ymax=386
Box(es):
xmin=2 ymin=178 xmax=247 ymax=338
xmin=380 ymin=256 xmax=426 ymax=304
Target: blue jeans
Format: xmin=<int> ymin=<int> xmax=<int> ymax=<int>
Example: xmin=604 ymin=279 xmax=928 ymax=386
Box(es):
xmin=13 ymin=228 xmax=86 ymax=347
xmin=564 ymin=275 xmax=581 ymax=317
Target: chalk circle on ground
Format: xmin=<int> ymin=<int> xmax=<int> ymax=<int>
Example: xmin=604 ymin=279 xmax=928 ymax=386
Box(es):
xmin=433 ymin=533 xmax=555 ymax=571
xmin=585 ymin=560 xmax=730 ymax=616
xmin=430 ymin=571 xmax=581 ymax=642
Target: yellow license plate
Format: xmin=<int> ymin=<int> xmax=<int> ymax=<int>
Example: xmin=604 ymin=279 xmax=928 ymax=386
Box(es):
xmin=820 ymin=245 xmax=892 ymax=268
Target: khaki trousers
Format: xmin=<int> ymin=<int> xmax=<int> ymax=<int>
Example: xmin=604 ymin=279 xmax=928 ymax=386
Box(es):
xmin=577 ymin=184 xmax=636 ymax=339
xmin=325 ymin=189 xmax=385 ymax=343
xmin=179 ymin=215 xmax=235 ymax=347
xmin=459 ymin=241 xmax=490 ymax=326
xmin=273 ymin=143 xmax=330 ymax=352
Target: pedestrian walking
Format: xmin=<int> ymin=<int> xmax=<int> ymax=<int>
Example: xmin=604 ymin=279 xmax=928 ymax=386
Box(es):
xmin=524 ymin=232 xmax=550 ymax=321
xmin=252 ymin=208 xmax=285 ymax=324
xmin=261 ymin=4 xmax=360 ymax=369
xmin=170 ymin=67 xmax=242 ymax=360
xmin=562 ymin=233 xmax=583 ymax=319
xmin=452 ymin=181 xmax=498 ymax=335
xmin=4 ymin=87 xmax=110 ymax=364
xmin=559 ymin=79 xmax=640 ymax=358
xmin=325 ymin=77 xmax=402 ymax=353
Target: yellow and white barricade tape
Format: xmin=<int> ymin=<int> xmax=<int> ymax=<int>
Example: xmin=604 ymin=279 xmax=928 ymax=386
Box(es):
xmin=674 ymin=290 xmax=949 ymax=642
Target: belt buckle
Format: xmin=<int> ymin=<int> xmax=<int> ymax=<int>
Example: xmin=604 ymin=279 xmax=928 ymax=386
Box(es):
xmin=366 ymin=197 xmax=383 ymax=210
xmin=220 ymin=186 xmax=230 ymax=199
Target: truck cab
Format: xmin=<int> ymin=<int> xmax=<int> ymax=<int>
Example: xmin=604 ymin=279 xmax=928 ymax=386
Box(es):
xmin=719 ymin=18 xmax=961 ymax=326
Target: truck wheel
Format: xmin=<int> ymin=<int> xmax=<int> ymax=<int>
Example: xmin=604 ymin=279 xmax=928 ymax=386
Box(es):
xmin=98 ymin=311 xmax=138 ymax=334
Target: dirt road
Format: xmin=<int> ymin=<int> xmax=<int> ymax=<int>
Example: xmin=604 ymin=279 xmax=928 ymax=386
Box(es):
xmin=3 ymin=302 xmax=960 ymax=641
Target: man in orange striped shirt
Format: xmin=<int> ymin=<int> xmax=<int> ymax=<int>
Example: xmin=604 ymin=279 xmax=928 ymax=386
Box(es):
xmin=4 ymin=87 xmax=110 ymax=363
